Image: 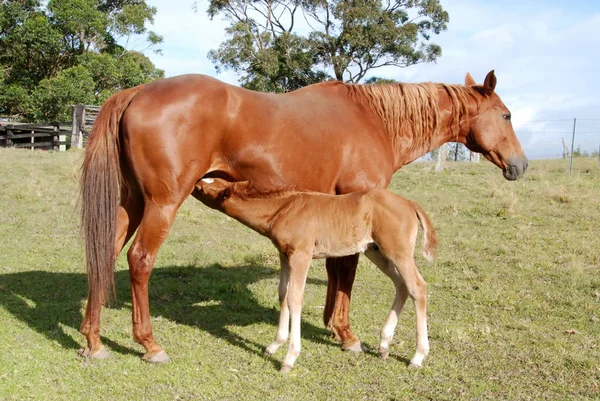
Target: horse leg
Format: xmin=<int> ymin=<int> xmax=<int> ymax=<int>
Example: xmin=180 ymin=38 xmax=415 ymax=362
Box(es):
xmin=127 ymin=202 xmax=179 ymax=363
xmin=265 ymin=252 xmax=291 ymax=355
xmin=324 ymin=254 xmax=361 ymax=352
xmin=114 ymin=190 xmax=144 ymax=258
xmin=280 ymin=250 xmax=311 ymax=373
xmin=79 ymin=191 xmax=143 ymax=359
xmin=364 ymin=247 xmax=409 ymax=360
xmin=323 ymin=260 xmax=339 ymax=339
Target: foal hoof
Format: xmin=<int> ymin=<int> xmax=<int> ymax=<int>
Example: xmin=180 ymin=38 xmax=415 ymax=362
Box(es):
xmin=408 ymin=362 xmax=422 ymax=370
xmin=342 ymin=340 xmax=363 ymax=353
xmin=79 ymin=346 xmax=111 ymax=360
xmin=142 ymin=350 xmax=171 ymax=364
xmin=279 ymin=364 xmax=293 ymax=373
xmin=264 ymin=343 xmax=279 ymax=356
xmin=379 ymin=348 xmax=390 ymax=360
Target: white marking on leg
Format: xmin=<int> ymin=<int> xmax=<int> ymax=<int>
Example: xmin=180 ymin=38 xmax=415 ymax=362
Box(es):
xmin=266 ymin=254 xmax=290 ymax=355
xmin=379 ymin=309 xmax=398 ymax=352
xmin=201 ymin=178 xmax=214 ymax=184
xmin=408 ymin=272 xmax=429 ymax=368
xmin=280 ymin=251 xmax=310 ymax=372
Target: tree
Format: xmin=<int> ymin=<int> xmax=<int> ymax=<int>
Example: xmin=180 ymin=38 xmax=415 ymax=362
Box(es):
xmin=207 ymin=0 xmax=448 ymax=92
xmin=0 ymin=0 xmax=164 ymax=121
xmin=450 ymin=142 xmax=467 ymax=161
xmin=364 ymin=77 xmax=398 ymax=85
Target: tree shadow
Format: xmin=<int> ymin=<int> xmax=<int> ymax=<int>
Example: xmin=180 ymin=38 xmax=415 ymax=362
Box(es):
xmin=0 ymin=262 xmax=332 ymax=365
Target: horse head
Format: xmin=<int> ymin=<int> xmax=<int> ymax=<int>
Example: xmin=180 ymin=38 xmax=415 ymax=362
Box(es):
xmin=464 ymin=70 xmax=528 ymax=180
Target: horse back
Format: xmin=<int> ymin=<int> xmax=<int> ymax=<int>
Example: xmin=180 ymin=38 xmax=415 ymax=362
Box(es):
xmin=120 ymin=75 xmax=396 ymax=195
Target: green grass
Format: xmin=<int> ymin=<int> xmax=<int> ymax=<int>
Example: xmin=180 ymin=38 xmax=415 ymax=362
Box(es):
xmin=0 ymin=148 xmax=598 ymax=400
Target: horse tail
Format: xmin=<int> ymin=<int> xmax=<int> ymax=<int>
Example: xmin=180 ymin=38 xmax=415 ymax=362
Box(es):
xmin=81 ymin=85 xmax=144 ymax=307
xmin=410 ymin=201 xmax=437 ymax=262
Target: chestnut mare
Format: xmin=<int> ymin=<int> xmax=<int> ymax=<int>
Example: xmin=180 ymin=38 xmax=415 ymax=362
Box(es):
xmin=80 ymin=70 xmax=527 ymax=362
xmin=195 ymin=178 xmax=437 ymax=372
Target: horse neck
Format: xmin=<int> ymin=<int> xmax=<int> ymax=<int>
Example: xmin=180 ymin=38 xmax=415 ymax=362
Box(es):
xmin=221 ymin=192 xmax=293 ymax=235
xmin=352 ymin=82 xmax=476 ymax=168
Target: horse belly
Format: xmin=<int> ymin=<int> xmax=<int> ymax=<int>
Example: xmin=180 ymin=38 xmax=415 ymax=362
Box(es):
xmin=313 ymin=234 xmax=374 ymax=259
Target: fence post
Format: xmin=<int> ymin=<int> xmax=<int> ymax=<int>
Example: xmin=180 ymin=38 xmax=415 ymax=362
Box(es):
xmin=53 ymin=124 xmax=59 ymax=151
xmin=435 ymin=143 xmax=448 ymax=172
xmin=70 ymin=104 xmax=85 ymax=149
xmin=569 ymin=118 xmax=576 ymax=173
xmin=7 ymin=129 xmax=13 ymax=147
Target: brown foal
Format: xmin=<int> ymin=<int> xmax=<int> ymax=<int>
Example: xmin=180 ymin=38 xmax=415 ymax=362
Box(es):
xmin=196 ymin=178 xmax=437 ymax=372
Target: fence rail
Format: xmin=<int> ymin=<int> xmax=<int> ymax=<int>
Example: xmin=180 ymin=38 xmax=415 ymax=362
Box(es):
xmin=0 ymin=123 xmax=70 ymax=151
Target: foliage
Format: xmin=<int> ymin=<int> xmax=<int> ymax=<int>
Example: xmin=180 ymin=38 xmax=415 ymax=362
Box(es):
xmin=30 ymin=65 xmax=96 ymax=122
xmin=207 ymin=0 xmax=448 ymax=92
xmin=572 ymin=145 xmax=596 ymax=158
xmin=0 ymin=0 xmax=164 ymax=122
xmin=1 ymin=149 xmax=598 ymax=400
xmin=364 ymin=76 xmax=399 ymax=85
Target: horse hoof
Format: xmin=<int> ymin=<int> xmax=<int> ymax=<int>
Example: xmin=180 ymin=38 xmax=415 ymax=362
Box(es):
xmin=143 ymin=350 xmax=171 ymax=363
xmin=343 ymin=341 xmax=363 ymax=353
xmin=79 ymin=347 xmax=110 ymax=360
xmin=408 ymin=362 xmax=421 ymax=369
xmin=279 ymin=364 xmax=293 ymax=373
xmin=379 ymin=348 xmax=390 ymax=360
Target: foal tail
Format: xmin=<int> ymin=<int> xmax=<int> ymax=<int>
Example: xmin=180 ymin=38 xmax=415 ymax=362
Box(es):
xmin=411 ymin=201 xmax=438 ymax=262
xmin=81 ymin=85 xmax=144 ymax=308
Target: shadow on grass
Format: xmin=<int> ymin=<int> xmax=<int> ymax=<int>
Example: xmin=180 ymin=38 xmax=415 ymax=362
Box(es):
xmin=0 ymin=262 xmax=332 ymax=364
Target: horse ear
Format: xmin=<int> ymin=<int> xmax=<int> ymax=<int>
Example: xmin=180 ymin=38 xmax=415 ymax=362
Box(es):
xmin=483 ymin=70 xmax=497 ymax=95
xmin=465 ymin=72 xmax=476 ymax=86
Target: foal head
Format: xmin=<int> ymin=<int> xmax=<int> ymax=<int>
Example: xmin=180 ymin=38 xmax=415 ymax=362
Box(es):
xmin=463 ymin=70 xmax=528 ymax=181
xmin=196 ymin=178 xmax=248 ymax=210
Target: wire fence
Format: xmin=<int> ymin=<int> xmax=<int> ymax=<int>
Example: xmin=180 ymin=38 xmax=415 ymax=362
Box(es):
xmin=516 ymin=118 xmax=600 ymax=159
xmin=431 ymin=118 xmax=600 ymax=172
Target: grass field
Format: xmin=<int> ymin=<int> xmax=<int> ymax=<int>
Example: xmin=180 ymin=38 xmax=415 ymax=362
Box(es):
xmin=0 ymin=148 xmax=598 ymax=400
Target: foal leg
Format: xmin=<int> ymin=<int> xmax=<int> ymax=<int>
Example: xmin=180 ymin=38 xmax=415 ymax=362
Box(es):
xmin=80 ymin=191 xmax=143 ymax=359
xmin=405 ymin=266 xmax=429 ymax=369
xmin=324 ymin=254 xmax=362 ymax=352
xmin=281 ymin=251 xmax=312 ymax=373
xmin=390 ymin=255 xmax=429 ymax=368
xmin=265 ymin=252 xmax=291 ymax=355
xmin=127 ymin=202 xmax=179 ymax=363
xmin=364 ymin=248 xmax=409 ymax=360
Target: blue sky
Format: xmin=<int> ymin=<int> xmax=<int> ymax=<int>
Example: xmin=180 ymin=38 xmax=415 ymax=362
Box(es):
xmin=142 ymin=0 xmax=600 ymax=159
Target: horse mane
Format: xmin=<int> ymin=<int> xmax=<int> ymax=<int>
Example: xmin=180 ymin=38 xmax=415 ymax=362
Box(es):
xmin=347 ymin=82 xmax=482 ymax=149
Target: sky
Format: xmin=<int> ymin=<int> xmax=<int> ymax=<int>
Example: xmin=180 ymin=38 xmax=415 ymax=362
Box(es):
xmin=141 ymin=0 xmax=600 ymax=159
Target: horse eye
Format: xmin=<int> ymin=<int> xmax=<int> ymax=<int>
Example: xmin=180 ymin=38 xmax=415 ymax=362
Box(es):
xmin=503 ymin=113 xmax=511 ymax=121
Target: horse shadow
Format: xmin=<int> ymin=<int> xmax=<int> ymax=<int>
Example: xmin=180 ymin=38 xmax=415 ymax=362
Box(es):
xmin=0 ymin=261 xmax=332 ymax=365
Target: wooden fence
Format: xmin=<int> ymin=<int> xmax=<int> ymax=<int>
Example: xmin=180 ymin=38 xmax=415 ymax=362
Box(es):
xmin=0 ymin=104 xmax=99 ymax=151
xmin=70 ymin=105 xmax=100 ymax=149
xmin=0 ymin=123 xmax=70 ymax=151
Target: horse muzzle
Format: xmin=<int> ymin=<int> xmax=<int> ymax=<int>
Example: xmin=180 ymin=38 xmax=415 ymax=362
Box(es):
xmin=503 ymin=157 xmax=528 ymax=181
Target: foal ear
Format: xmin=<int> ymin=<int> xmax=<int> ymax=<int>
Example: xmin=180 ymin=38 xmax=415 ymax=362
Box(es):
xmin=465 ymin=72 xmax=476 ymax=86
xmin=483 ymin=70 xmax=497 ymax=95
